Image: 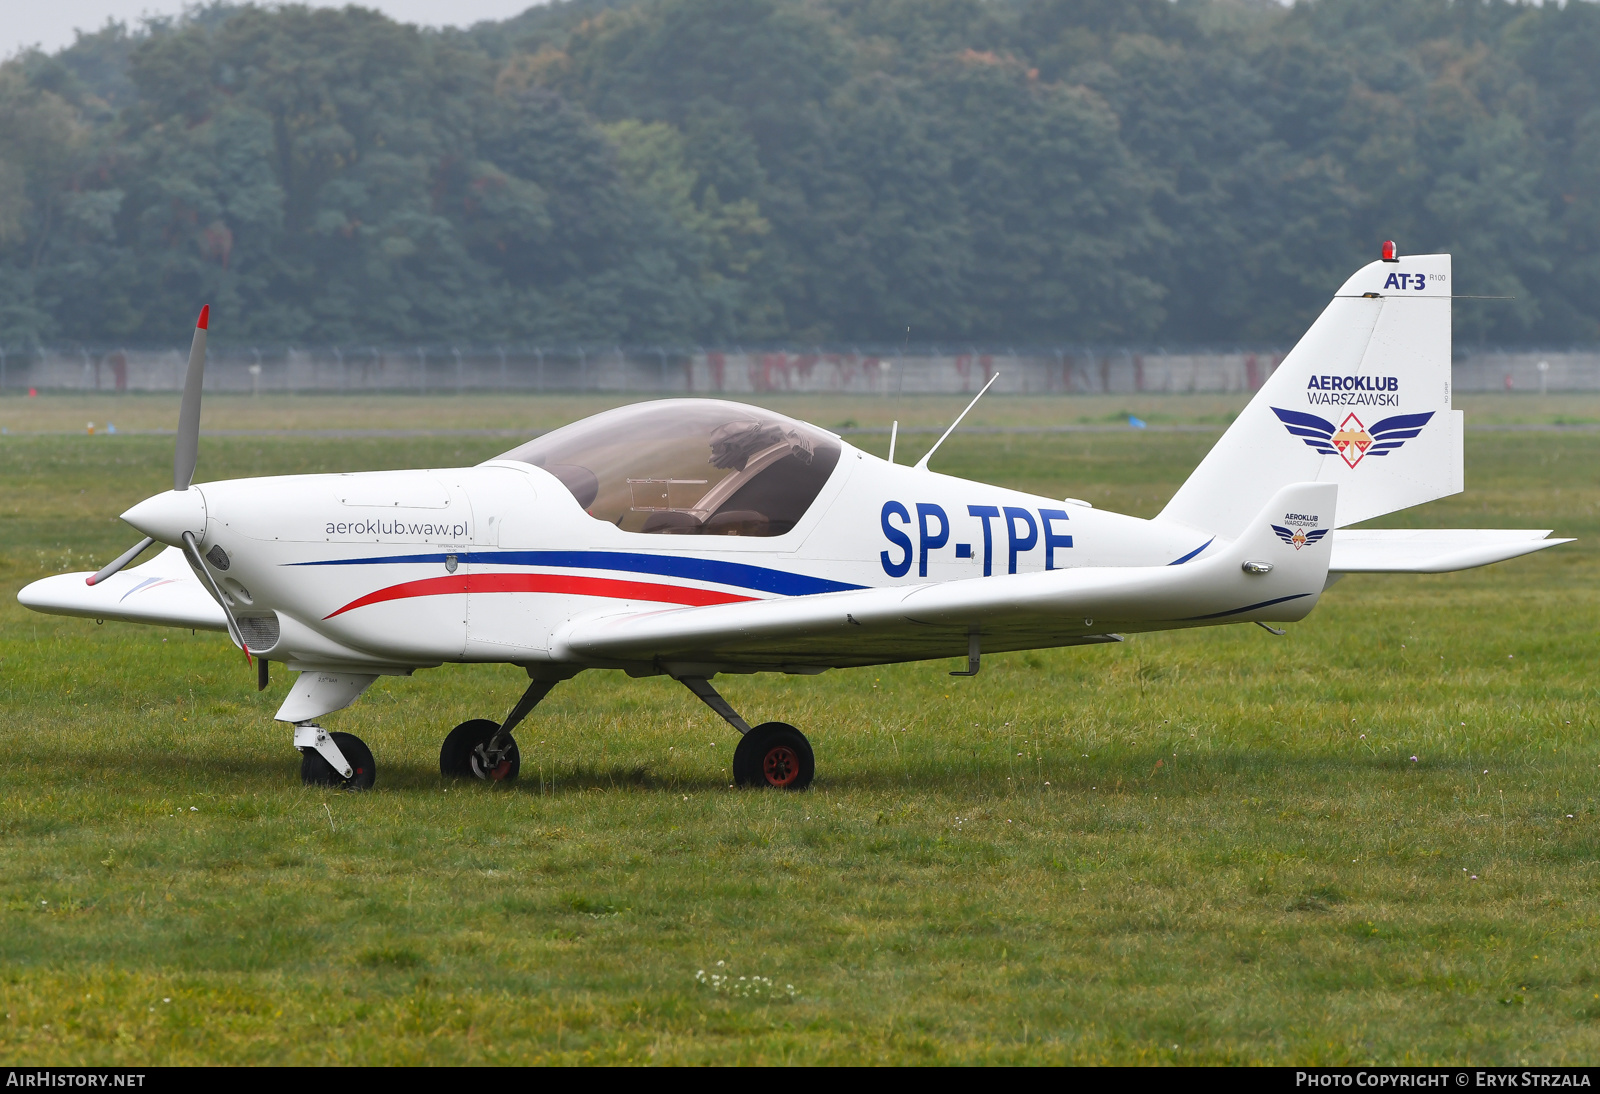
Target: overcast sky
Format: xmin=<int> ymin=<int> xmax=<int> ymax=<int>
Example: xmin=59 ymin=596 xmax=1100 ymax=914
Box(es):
xmin=6 ymin=1 xmax=546 ymax=59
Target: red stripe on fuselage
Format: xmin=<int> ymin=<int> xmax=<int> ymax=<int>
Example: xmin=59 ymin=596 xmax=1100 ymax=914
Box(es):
xmin=323 ymin=572 xmax=756 ymax=619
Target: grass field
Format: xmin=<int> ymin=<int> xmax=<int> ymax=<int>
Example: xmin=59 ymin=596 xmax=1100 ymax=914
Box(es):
xmin=5 ymin=388 xmax=1600 ymax=434
xmin=0 ymin=392 xmax=1596 ymax=1064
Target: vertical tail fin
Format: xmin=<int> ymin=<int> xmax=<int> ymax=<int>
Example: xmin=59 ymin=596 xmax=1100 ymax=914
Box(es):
xmin=1160 ymin=252 xmax=1461 ymax=539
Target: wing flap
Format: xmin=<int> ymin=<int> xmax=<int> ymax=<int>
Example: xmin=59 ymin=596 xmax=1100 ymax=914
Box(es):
xmin=17 ymin=546 xmax=228 ymax=630
xmin=1329 ymin=529 xmax=1569 ymax=573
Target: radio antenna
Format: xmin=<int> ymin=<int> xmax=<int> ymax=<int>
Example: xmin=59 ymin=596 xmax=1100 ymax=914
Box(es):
xmin=915 ymin=371 xmax=998 ymax=471
xmin=887 ymin=324 xmax=908 ymax=463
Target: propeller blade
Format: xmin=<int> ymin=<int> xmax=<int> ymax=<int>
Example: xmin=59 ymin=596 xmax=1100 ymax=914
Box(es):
xmin=181 ymin=530 xmax=252 ymax=667
xmin=173 ymin=305 xmax=209 ymax=492
xmin=85 ymin=536 xmax=156 ymax=586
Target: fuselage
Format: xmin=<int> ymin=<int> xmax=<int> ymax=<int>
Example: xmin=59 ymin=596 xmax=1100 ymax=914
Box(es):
xmin=149 ymin=400 xmax=1215 ymax=670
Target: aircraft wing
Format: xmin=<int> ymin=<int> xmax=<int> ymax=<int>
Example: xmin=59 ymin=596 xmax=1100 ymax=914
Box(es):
xmin=560 ymin=577 xmax=1123 ymax=670
xmin=17 ymin=546 xmax=228 ymax=631
xmin=1328 ymin=529 xmax=1569 ymax=573
xmin=559 ymin=483 xmax=1338 ymax=671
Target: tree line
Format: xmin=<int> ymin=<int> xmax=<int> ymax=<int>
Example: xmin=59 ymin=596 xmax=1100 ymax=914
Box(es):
xmin=0 ymin=0 xmax=1595 ymax=348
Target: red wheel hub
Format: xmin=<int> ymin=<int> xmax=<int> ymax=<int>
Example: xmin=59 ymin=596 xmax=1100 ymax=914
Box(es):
xmin=763 ymin=745 xmax=800 ymax=788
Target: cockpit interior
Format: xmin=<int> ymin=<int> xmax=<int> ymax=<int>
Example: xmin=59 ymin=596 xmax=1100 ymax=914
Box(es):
xmin=495 ymin=400 xmax=843 ymax=536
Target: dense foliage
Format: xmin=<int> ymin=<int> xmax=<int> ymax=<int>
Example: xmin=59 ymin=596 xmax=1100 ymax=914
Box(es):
xmin=0 ymin=0 xmax=1596 ymax=346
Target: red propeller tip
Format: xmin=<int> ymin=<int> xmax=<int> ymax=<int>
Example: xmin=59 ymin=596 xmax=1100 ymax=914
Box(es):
xmin=84 ymin=576 xmax=97 ymax=586
xmin=196 ymin=305 xmax=210 ymax=330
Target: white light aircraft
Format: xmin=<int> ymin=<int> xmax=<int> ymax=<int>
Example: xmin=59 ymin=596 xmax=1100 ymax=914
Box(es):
xmin=19 ymin=247 xmax=1569 ymax=790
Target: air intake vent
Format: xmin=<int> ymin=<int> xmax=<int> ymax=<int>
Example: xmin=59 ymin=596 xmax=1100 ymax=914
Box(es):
xmin=237 ymin=613 xmax=281 ymax=652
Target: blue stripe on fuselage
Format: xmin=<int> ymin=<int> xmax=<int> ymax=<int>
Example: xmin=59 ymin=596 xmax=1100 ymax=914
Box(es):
xmin=288 ymin=549 xmax=863 ymax=597
xmin=1167 ymin=537 xmax=1215 ymax=566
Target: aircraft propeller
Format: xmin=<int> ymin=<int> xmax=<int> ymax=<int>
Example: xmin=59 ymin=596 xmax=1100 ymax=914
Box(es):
xmin=172 ymin=304 xmax=208 ymax=492
xmin=84 ymin=535 xmax=155 ymax=586
xmin=87 ymin=306 xmax=256 ymax=668
xmin=86 ymin=306 xmax=211 ymax=587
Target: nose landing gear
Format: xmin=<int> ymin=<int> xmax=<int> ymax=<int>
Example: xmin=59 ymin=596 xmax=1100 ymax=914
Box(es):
xmin=296 ymin=726 xmax=376 ymax=790
xmin=281 ymin=673 xmax=382 ymax=789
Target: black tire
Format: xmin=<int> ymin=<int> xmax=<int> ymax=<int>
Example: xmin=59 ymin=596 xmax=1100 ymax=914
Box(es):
xmin=300 ymin=731 xmax=376 ymax=791
xmin=732 ymin=722 xmax=814 ymax=790
xmin=439 ymin=718 xmax=521 ymax=783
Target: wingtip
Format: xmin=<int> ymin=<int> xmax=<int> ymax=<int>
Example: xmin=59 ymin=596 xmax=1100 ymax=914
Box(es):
xmin=196 ymin=304 xmax=210 ymax=331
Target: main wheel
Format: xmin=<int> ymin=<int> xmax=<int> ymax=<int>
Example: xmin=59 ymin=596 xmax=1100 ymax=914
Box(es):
xmin=733 ymin=722 xmax=814 ymax=790
xmin=439 ymin=718 xmax=521 ymax=782
xmin=300 ymin=732 xmax=376 ymax=790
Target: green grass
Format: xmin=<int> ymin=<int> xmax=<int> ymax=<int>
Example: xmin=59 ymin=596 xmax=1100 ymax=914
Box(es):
xmin=0 ymin=399 xmax=1596 ymax=1064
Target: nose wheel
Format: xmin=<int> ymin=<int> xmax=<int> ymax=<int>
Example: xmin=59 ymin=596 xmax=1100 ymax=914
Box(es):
xmin=300 ymin=731 xmax=376 ymax=790
xmin=733 ymin=722 xmax=814 ymax=790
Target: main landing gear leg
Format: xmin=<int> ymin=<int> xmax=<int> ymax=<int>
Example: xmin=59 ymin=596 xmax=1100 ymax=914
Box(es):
xmin=677 ymin=675 xmax=815 ymax=791
xmin=678 ymin=675 xmax=751 ymax=734
xmin=440 ymin=668 xmax=578 ymax=782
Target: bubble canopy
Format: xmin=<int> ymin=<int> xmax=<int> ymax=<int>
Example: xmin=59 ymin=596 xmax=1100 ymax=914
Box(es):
xmin=492 ymin=400 xmax=843 ymax=537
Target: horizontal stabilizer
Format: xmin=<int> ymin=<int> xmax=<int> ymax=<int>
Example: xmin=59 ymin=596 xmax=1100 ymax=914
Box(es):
xmin=17 ymin=546 xmax=227 ymax=630
xmin=1329 ymin=529 xmax=1569 ymax=573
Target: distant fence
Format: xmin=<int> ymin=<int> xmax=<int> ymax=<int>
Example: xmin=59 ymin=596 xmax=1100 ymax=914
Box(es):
xmin=0 ymin=345 xmax=1595 ymax=395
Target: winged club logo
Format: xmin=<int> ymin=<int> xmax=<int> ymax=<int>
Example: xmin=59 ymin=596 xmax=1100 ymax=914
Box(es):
xmin=1272 ymin=524 xmax=1328 ymax=551
xmin=1271 ymin=408 xmax=1434 ymax=468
